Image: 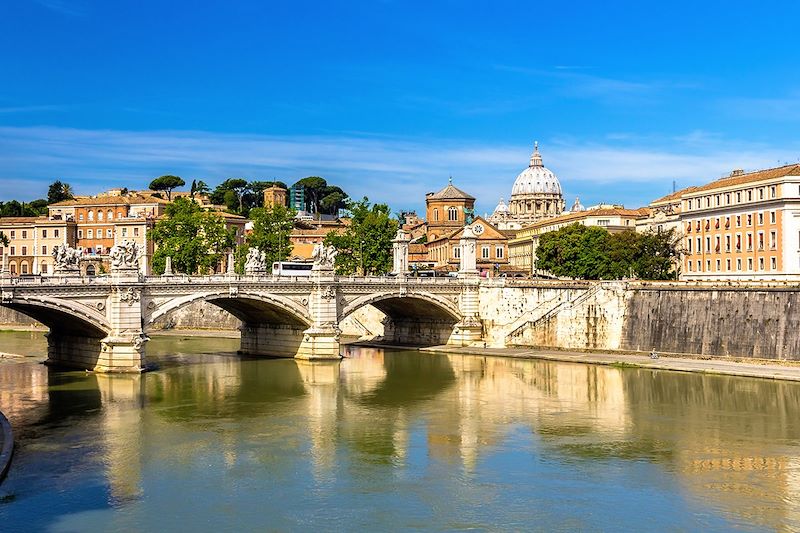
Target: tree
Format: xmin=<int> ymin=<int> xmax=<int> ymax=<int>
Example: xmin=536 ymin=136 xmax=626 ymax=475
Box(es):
xmin=536 ymin=223 xmax=680 ymax=280
xmin=0 ymin=232 xmax=8 ymax=247
xmin=235 ymin=204 xmax=295 ymax=273
xmin=149 ymin=198 xmax=235 ymax=275
xmin=294 ymin=176 xmax=328 ymax=213
xmin=210 ymin=178 xmax=249 ymax=213
xmin=324 ymin=197 xmax=398 ymax=275
xmin=320 ymin=185 xmax=348 ymax=215
xmin=47 ymin=180 xmax=74 ymax=204
xmin=149 ymin=175 xmax=186 ymax=201
xmin=0 ymin=200 xmax=48 ymax=217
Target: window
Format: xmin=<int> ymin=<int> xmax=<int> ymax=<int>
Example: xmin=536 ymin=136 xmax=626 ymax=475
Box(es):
xmin=747 ymin=190 xmax=752 ymax=201
xmin=747 ymin=233 xmax=753 ymax=251
xmin=736 ymin=234 xmax=741 ymax=251
xmin=715 ymin=194 xmax=720 ymax=206
xmin=725 ymin=217 xmax=730 ymax=228
xmin=725 ymin=235 xmax=731 ymax=252
xmin=10 ymin=246 xmax=15 ymax=255
xmin=41 ymin=245 xmax=47 ymax=255
xmin=748 ymin=258 xmax=753 ymax=271
xmin=726 ymin=259 xmax=731 ymax=271
xmin=87 ymin=229 xmax=93 ymax=239
xmin=9 ymin=231 xmax=14 ymax=239
xmin=133 ymin=227 xmax=139 ymax=237
xmin=771 ymin=211 xmax=776 ymax=224
xmin=107 ymin=210 xmax=114 ymax=221
xmin=107 ymin=229 xmax=113 ymax=238
xmin=79 ymin=213 xmax=84 ymax=221
xmin=21 ymin=230 xmax=27 ymax=239
xmin=697 ymin=260 xmax=702 ymax=271
xmin=706 ymin=259 xmax=711 ymax=270
xmin=78 ymin=230 xmax=83 ymax=239
xmin=597 ymin=219 xmax=610 ymax=226
xmin=737 ymin=258 xmax=742 ymax=271
xmin=706 ymin=197 xmax=711 ymax=207
xmin=88 ymin=211 xmax=94 ymax=221
xmin=736 ymin=216 xmax=741 ymax=227
xmin=687 ymin=238 xmax=692 ymax=253
xmin=447 ymin=207 xmax=458 ymax=221
xmin=41 ymin=263 xmax=47 ymax=274
xmin=747 ymin=214 xmax=752 ymax=226
xmin=98 ymin=211 xmax=104 ymax=221
xmin=453 ymin=246 xmax=460 ymax=259
xmin=759 ymin=257 xmax=765 ymax=270
xmin=725 ymin=193 xmax=731 ymax=205
xmin=21 ymin=263 xmax=28 ymax=275
xmin=496 ymin=246 xmax=504 ymax=258
xmin=770 ymin=231 xmax=777 ymax=249
xmin=54 ymin=229 xmax=59 ymax=238
xmin=21 ymin=246 xmax=27 ymax=255
xmin=771 ymin=186 xmax=777 ymax=198
xmin=715 ymin=259 xmax=720 ymax=271
xmin=715 ymin=235 xmax=720 ymax=252
xmin=688 ymin=199 xmax=693 ymax=209
xmin=687 ymin=261 xmax=692 ymax=272
xmin=759 ymin=188 xmax=765 ymax=200
xmin=9 ymin=264 xmax=14 ymax=275
xmin=758 ymin=232 xmax=764 ymax=250
xmin=122 ymin=228 xmax=128 ymax=237
xmin=482 ymin=246 xmax=490 ymax=259
xmin=42 ymin=229 xmax=47 ymax=238
xmin=758 ymin=212 xmax=764 ymax=225
xmin=736 ymin=192 xmax=741 ymax=203
xmin=771 ymin=257 xmax=777 ymax=270
xmin=696 ymin=237 xmax=701 ymax=253
xmin=705 ymin=236 xmax=711 ymax=252
xmin=433 ymin=209 xmax=439 ymax=222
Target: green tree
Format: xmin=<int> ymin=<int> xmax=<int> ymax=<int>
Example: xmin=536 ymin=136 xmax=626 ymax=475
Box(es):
xmin=47 ymin=180 xmax=74 ymax=204
xmin=210 ymin=178 xmax=249 ymax=213
xmin=0 ymin=232 xmax=8 ymax=247
xmin=149 ymin=197 xmax=235 ymax=275
xmin=235 ymin=204 xmax=295 ymax=273
xmin=294 ymin=176 xmax=328 ymax=213
xmin=536 ymin=224 xmax=680 ymax=280
xmin=149 ymin=175 xmax=186 ymax=201
xmin=194 ymin=180 xmax=210 ymax=196
xmin=324 ymin=197 xmax=398 ymax=275
xmin=320 ymin=185 xmax=348 ymax=215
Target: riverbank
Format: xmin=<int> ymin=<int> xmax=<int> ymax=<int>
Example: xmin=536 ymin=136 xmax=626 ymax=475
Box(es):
xmin=0 ymin=410 xmax=13 ymax=484
xmin=418 ymin=344 xmax=800 ymax=382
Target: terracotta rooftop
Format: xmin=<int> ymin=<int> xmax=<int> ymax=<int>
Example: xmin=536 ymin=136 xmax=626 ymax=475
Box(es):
xmin=427 ymin=181 xmax=475 ymax=201
xmin=50 ymin=193 xmax=171 ymax=207
xmin=650 ymin=186 xmax=701 ymax=205
xmin=687 ymin=164 xmax=800 ymax=195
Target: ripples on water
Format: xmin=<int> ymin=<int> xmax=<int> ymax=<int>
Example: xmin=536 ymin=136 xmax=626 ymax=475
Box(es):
xmin=0 ymin=331 xmax=799 ymax=532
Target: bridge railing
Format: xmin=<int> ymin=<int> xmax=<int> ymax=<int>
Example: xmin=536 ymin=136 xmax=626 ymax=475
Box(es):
xmin=0 ymin=275 xmax=114 ymax=286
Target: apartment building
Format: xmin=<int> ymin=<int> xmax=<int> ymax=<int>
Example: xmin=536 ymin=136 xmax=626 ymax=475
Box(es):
xmin=0 ymin=217 xmax=76 ymax=275
xmin=508 ymin=205 xmax=647 ymax=275
xmin=680 ymin=164 xmax=800 ymax=280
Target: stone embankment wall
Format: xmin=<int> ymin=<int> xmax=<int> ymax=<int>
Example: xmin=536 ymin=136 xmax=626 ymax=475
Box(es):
xmin=507 ymin=281 xmax=800 ymax=361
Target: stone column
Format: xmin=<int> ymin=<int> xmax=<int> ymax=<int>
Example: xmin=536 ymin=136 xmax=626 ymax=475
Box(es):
xmin=451 ymin=225 xmax=483 ymax=345
xmin=297 ymin=269 xmax=342 ymax=360
xmin=392 ymin=230 xmax=410 ymax=275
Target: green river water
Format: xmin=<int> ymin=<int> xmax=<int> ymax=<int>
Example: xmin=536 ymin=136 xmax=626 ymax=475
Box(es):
xmin=1 ymin=331 xmax=800 ymax=532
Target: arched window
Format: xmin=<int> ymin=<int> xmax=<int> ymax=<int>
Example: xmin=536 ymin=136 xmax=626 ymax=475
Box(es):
xmin=98 ymin=211 xmax=104 ymax=221
xmin=85 ymin=264 xmax=96 ymax=276
xmin=21 ymin=262 xmax=28 ymax=274
xmin=40 ymin=263 xmax=48 ymax=274
xmin=447 ymin=207 xmax=458 ymax=221
xmin=88 ymin=211 xmax=94 ymax=221
xmin=107 ymin=210 xmax=113 ymax=220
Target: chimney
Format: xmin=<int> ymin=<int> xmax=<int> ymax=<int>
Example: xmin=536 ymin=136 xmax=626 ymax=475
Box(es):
xmin=731 ymin=169 xmax=744 ymax=177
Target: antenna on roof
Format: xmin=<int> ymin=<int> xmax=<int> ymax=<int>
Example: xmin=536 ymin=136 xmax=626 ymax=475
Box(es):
xmin=672 ymin=180 xmax=676 ymax=193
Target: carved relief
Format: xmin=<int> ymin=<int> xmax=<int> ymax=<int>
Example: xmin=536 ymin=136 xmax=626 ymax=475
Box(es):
xmin=118 ymin=287 xmax=141 ymax=306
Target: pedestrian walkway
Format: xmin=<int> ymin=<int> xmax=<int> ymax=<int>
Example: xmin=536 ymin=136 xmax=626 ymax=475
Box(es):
xmin=420 ymin=345 xmax=800 ymax=382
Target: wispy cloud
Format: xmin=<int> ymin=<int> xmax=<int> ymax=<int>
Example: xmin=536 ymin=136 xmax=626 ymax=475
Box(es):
xmin=0 ymin=126 xmax=798 ymax=212
xmin=32 ymin=0 xmax=87 ymax=16
xmin=0 ymin=104 xmax=69 ymax=114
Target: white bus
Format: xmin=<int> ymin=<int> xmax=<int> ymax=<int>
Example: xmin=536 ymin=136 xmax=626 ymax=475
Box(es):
xmin=272 ymin=262 xmax=314 ymax=276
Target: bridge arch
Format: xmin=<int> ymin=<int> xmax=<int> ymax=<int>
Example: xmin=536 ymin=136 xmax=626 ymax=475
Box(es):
xmin=0 ymin=295 xmax=111 ymax=337
xmin=341 ymin=291 xmax=462 ymax=346
xmin=145 ymin=290 xmax=312 ymax=331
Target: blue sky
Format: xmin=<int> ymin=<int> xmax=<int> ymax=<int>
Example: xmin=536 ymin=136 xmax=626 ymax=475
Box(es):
xmin=2 ymin=1 xmax=800 ymax=215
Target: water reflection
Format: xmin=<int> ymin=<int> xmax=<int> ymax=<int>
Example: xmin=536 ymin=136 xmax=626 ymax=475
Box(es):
xmin=0 ymin=334 xmax=799 ymax=531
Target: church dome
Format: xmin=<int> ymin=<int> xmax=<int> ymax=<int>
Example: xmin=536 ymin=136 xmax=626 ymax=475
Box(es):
xmin=511 ymin=142 xmax=563 ymax=197
xmin=492 ymin=197 xmax=509 ymax=215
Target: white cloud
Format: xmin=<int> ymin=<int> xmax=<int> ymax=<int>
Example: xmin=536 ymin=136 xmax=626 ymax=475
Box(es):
xmin=0 ymin=126 xmax=798 ymax=213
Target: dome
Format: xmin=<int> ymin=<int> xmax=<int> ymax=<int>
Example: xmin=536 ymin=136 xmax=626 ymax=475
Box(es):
xmin=569 ymin=196 xmax=585 ymax=212
xmin=492 ymin=197 xmax=509 ymax=215
xmin=510 ymin=142 xmax=563 ymax=196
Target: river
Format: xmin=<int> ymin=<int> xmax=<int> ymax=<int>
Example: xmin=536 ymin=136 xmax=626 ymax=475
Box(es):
xmin=0 ymin=331 xmax=799 ymax=531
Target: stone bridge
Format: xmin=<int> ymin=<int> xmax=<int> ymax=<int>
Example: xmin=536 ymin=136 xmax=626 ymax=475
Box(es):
xmin=0 ymin=270 xmax=484 ymax=372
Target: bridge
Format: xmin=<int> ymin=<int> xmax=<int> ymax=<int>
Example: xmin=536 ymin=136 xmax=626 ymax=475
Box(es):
xmin=0 ymin=269 xmax=483 ymax=372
